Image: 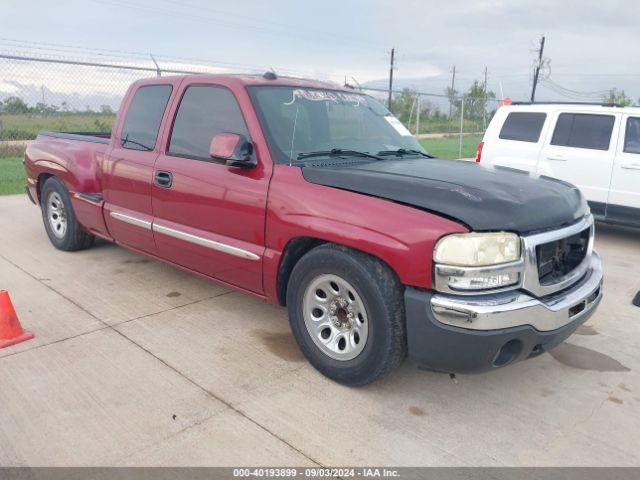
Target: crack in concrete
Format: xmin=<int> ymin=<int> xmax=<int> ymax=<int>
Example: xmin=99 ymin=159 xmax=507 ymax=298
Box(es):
xmin=111 ymin=290 xmax=236 ymax=327
xmin=0 ymin=325 xmax=111 ymax=359
xmin=571 ymin=395 xmax=609 ymax=431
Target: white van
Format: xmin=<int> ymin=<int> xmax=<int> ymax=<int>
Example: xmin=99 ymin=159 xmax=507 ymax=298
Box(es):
xmin=478 ymin=103 xmax=640 ymax=228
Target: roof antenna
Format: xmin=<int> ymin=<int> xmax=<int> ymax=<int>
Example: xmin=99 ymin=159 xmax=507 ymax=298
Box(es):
xmin=263 ymin=68 xmax=277 ymax=80
xmin=150 ymin=53 xmax=161 ymax=77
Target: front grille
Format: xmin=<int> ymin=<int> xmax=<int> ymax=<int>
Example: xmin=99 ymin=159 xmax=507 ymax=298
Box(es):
xmin=536 ymin=228 xmax=590 ymax=285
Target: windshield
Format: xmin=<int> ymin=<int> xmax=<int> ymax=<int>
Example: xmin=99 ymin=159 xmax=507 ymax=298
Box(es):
xmin=247 ymin=86 xmax=427 ymax=164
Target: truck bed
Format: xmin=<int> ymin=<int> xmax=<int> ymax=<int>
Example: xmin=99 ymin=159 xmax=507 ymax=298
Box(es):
xmin=39 ymin=131 xmax=112 ymax=144
xmin=25 ymin=130 xmax=114 ymax=239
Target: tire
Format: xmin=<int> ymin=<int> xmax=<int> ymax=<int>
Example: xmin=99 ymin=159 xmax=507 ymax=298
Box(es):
xmin=40 ymin=177 xmax=95 ymax=251
xmin=286 ymin=244 xmax=406 ymax=386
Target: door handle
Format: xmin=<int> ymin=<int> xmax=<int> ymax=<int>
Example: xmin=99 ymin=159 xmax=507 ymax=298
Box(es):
xmin=621 ymin=162 xmax=640 ymax=170
xmin=547 ymin=156 xmax=567 ymax=162
xmin=154 ymin=170 xmax=173 ymax=188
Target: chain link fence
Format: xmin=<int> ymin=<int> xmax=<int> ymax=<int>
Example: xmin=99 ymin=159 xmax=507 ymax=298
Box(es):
xmin=0 ymin=52 xmax=499 ymax=160
xmin=362 ymin=86 xmax=501 ymax=159
xmin=0 ymin=52 xmax=225 ymax=158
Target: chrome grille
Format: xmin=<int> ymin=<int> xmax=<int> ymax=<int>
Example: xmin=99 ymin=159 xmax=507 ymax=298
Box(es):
xmin=520 ymin=215 xmax=594 ymax=297
xmin=536 ymin=228 xmax=590 ymax=285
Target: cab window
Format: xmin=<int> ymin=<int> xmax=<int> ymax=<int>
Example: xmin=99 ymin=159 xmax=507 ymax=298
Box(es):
xmin=120 ymin=85 xmax=172 ymax=151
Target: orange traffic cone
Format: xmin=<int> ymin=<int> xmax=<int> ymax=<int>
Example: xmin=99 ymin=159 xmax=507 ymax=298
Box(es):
xmin=0 ymin=290 xmax=34 ymax=349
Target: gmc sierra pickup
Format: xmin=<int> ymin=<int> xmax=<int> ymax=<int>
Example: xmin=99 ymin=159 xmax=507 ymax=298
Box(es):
xmin=24 ymin=74 xmax=603 ymax=385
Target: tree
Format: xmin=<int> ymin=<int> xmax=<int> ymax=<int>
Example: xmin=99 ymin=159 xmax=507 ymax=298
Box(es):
xmin=100 ymin=105 xmax=114 ymax=115
xmin=603 ymin=88 xmax=631 ymax=107
xmin=2 ymin=96 xmax=30 ymax=114
xmin=33 ymin=102 xmax=59 ymax=115
xmin=462 ymin=80 xmax=496 ymax=120
xmin=389 ymin=88 xmax=419 ymax=125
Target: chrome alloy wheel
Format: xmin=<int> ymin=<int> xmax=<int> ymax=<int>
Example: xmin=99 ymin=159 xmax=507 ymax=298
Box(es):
xmin=302 ymin=274 xmax=369 ymax=361
xmin=46 ymin=191 xmax=67 ymax=239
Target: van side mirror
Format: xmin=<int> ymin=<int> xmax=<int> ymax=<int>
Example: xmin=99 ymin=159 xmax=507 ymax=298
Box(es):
xmin=209 ymin=133 xmax=256 ymax=169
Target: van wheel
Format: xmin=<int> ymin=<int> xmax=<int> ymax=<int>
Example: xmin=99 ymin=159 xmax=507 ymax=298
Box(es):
xmin=40 ymin=177 xmax=95 ymax=251
xmin=286 ymin=244 xmax=406 ymax=385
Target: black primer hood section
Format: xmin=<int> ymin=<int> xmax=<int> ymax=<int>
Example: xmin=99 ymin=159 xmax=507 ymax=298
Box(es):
xmin=301 ymin=158 xmax=588 ymax=234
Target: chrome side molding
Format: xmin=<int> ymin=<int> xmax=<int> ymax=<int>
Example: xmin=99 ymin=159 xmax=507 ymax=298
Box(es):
xmin=108 ymin=211 xmax=258 ymax=261
xmin=110 ymin=211 xmax=152 ymax=230
xmin=153 ymin=223 xmax=260 ymax=261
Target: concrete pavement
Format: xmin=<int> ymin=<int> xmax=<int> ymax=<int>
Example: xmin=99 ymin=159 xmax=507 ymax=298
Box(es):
xmin=0 ymin=193 xmax=639 ymax=466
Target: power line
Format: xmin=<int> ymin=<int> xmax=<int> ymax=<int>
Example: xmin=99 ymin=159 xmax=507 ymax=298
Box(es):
xmin=540 ymin=78 xmax=609 ymax=97
xmin=538 ymin=79 xmax=609 ymax=102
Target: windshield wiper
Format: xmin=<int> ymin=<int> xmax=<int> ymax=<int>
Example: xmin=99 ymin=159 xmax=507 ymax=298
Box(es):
xmin=121 ymin=135 xmax=153 ymax=151
xmin=377 ymin=148 xmax=433 ymax=158
xmin=297 ymin=148 xmax=384 ymax=162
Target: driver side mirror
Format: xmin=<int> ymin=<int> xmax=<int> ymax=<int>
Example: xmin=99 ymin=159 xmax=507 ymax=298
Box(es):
xmin=209 ymin=133 xmax=257 ymax=169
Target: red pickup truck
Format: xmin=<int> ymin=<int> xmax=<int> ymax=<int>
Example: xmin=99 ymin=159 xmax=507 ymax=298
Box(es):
xmin=24 ymin=73 xmax=603 ymax=385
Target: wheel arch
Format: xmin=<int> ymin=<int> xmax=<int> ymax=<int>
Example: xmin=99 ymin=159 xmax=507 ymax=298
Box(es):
xmin=36 ymin=172 xmax=55 ymax=203
xmin=275 ymin=236 xmax=402 ymax=307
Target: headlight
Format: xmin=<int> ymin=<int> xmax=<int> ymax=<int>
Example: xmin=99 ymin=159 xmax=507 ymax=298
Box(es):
xmin=433 ymin=232 xmax=523 ymax=293
xmin=434 ymin=232 xmax=521 ymax=267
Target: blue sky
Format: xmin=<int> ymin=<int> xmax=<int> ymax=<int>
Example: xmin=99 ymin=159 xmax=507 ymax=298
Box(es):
xmin=1 ymin=0 xmax=639 ymax=103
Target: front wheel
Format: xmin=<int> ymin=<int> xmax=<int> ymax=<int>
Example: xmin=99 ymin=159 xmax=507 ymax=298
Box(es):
xmin=40 ymin=177 xmax=95 ymax=251
xmin=287 ymin=244 xmax=407 ymax=386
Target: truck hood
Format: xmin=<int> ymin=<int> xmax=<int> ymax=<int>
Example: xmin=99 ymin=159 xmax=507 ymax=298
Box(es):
xmin=301 ymin=158 xmax=588 ymax=234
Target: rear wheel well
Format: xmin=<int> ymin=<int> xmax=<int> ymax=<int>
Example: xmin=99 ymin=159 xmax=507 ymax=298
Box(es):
xmin=37 ymin=173 xmax=54 ymax=203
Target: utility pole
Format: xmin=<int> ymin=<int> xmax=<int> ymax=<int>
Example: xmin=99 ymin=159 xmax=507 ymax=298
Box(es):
xmin=482 ymin=66 xmax=488 ymax=130
xmin=447 ymin=65 xmax=456 ymax=133
xmin=416 ymin=95 xmax=421 ymax=135
xmin=387 ymin=48 xmax=395 ymax=109
xmin=448 ymin=65 xmax=456 ymax=119
xmin=530 ymin=35 xmax=546 ymax=103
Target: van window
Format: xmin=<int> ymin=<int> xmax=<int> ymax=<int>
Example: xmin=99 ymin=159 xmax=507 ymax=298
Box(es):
xmin=498 ymin=112 xmax=547 ymax=142
xmin=624 ymin=117 xmax=640 ymax=154
xmin=121 ymin=85 xmax=172 ymax=151
xmin=551 ymin=113 xmax=614 ymax=151
xmin=168 ymin=85 xmax=249 ymax=161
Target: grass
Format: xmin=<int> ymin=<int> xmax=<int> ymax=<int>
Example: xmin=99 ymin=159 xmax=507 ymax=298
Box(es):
xmin=420 ymin=134 xmax=483 ymax=159
xmin=0 ymin=113 xmax=115 ymax=141
xmin=0 ymin=156 xmax=27 ymax=196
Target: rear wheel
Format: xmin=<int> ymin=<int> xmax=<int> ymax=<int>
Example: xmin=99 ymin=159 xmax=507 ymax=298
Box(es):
xmin=287 ymin=244 xmax=406 ymax=385
xmin=41 ymin=177 xmax=95 ymax=251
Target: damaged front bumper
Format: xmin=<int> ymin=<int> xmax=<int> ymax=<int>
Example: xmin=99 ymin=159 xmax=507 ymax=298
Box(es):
xmin=405 ymin=252 xmax=603 ymax=373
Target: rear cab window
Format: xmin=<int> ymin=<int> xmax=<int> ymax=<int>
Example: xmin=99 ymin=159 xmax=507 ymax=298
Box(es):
xmin=624 ymin=117 xmax=640 ymax=154
xmin=551 ymin=113 xmax=615 ymax=151
xmin=499 ymin=112 xmax=547 ymax=142
xmin=120 ymin=85 xmax=173 ymax=151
